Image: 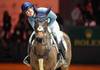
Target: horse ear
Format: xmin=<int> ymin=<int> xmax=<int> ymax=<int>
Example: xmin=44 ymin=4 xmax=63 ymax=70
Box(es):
xmin=46 ymin=7 xmax=51 ymax=15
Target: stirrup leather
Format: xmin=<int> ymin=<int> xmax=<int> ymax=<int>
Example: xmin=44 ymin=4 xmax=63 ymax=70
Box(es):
xmin=23 ymin=55 xmax=30 ymax=66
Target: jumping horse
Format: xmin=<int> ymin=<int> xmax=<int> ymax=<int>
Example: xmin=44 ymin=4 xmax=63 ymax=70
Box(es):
xmin=28 ymin=8 xmax=72 ymax=70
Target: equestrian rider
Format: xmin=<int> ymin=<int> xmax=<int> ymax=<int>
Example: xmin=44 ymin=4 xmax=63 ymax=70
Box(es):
xmin=21 ymin=2 xmax=67 ymax=64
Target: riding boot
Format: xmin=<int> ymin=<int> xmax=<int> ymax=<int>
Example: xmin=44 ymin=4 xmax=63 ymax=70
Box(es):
xmin=23 ymin=45 xmax=31 ymax=65
xmin=58 ymin=41 xmax=67 ymax=64
xmin=53 ymin=35 xmax=67 ymax=64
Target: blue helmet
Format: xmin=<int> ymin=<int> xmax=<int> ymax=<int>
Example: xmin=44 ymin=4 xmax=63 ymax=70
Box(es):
xmin=21 ymin=2 xmax=33 ymax=12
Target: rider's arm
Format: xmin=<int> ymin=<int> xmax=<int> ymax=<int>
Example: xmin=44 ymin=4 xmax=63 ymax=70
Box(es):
xmin=37 ymin=7 xmax=57 ymax=24
xmin=47 ymin=10 xmax=57 ymax=24
xmin=28 ymin=17 xmax=35 ymax=29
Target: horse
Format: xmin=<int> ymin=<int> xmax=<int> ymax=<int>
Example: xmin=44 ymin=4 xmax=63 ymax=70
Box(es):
xmin=28 ymin=8 xmax=72 ymax=70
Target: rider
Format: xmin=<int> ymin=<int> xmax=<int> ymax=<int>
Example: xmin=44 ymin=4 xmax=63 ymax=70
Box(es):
xmin=21 ymin=1 xmax=67 ymax=64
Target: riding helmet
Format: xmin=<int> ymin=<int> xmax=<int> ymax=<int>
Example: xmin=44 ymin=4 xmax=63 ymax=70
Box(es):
xmin=21 ymin=2 xmax=33 ymax=12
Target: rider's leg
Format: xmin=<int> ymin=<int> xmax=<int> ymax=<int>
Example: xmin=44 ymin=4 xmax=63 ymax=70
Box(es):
xmin=49 ymin=21 xmax=67 ymax=61
xmin=49 ymin=21 xmax=62 ymax=43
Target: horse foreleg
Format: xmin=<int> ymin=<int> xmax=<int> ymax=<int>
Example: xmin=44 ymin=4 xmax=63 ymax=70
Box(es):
xmin=38 ymin=58 xmax=44 ymax=70
xmin=61 ymin=66 xmax=69 ymax=70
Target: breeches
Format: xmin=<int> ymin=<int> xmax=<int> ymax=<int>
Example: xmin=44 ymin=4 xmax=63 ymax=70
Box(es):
xmin=48 ymin=20 xmax=63 ymax=44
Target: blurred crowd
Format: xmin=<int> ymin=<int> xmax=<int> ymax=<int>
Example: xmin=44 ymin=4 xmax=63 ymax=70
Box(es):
xmin=0 ymin=11 xmax=33 ymax=62
xmin=71 ymin=0 xmax=100 ymax=27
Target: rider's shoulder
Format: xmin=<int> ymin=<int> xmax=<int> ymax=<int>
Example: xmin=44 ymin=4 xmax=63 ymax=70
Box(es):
xmin=37 ymin=7 xmax=48 ymax=12
xmin=37 ymin=7 xmax=55 ymax=15
xmin=36 ymin=7 xmax=57 ymax=18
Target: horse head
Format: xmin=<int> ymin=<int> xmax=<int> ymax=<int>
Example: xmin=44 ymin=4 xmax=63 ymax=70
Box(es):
xmin=32 ymin=8 xmax=52 ymax=58
xmin=34 ymin=8 xmax=51 ymax=38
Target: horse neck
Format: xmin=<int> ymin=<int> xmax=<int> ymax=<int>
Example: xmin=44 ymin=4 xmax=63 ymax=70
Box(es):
xmin=32 ymin=30 xmax=52 ymax=58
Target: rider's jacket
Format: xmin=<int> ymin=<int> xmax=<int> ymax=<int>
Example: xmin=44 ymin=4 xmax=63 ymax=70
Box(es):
xmin=28 ymin=7 xmax=57 ymax=29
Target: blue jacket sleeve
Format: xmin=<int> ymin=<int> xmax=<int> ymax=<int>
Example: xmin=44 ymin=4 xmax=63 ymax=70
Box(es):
xmin=47 ymin=10 xmax=57 ymax=24
xmin=37 ymin=7 xmax=57 ymax=25
xmin=28 ymin=17 xmax=35 ymax=29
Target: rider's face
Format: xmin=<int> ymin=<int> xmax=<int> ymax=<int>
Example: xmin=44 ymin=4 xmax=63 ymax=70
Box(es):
xmin=25 ymin=7 xmax=35 ymax=17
